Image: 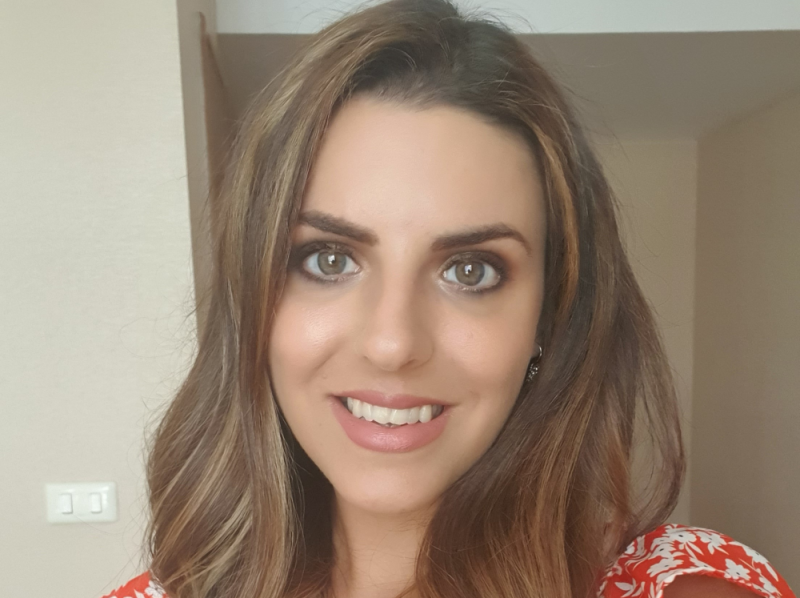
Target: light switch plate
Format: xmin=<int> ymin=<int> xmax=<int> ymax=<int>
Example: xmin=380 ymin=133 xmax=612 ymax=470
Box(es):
xmin=45 ymin=482 xmax=118 ymax=523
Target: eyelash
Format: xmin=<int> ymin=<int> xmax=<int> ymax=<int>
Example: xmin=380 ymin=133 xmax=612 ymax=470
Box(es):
xmin=288 ymin=240 xmax=509 ymax=295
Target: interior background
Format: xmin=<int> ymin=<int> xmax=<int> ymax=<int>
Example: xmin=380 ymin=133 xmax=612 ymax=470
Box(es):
xmin=1 ymin=1 xmax=798 ymax=596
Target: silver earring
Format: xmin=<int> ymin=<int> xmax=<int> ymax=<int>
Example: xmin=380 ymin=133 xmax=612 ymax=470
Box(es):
xmin=525 ymin=344 xmax=543 ymax=382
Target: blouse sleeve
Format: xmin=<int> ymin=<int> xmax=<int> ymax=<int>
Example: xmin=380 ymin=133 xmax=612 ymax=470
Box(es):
xmin=599 ymin=523 xmax=796 ymax=598
xmin=100 ymin=571 xmax=167 ymax=598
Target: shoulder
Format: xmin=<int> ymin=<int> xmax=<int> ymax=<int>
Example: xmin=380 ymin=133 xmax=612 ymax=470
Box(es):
xmin=100 ymin=571 xmax=168 ymax=598
xmin=599 ymin=523 xmax=796 ymax=598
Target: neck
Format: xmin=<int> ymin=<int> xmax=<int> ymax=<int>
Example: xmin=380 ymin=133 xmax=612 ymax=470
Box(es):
xmin=329 ymin=493 xmax=436 ymax=598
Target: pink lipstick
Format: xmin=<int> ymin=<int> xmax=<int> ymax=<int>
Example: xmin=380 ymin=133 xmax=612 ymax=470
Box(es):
xmin=328 ymin=391 xmax=450 ymax=453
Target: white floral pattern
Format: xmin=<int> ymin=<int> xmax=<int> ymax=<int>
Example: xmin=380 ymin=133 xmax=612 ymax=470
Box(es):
xmin=100 ymin=526 xmax=795 ymax=598
xmin=600 ymin=524 xmax=795 ymax=598
xmin=103 ymin=575 xmax=166 ymax=598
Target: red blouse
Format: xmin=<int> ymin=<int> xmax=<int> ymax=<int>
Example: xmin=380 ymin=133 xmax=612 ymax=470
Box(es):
xmin=101 ymin=524 xmax=795 ymax=598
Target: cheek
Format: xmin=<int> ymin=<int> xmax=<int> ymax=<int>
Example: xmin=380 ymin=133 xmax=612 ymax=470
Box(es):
xmin=433 ymin=292 xmax=541 ymax=456
xmin=268 ymin=291 xmax=349 ymax=387
xmin=438 ymin=296 xmax=540 ymax=396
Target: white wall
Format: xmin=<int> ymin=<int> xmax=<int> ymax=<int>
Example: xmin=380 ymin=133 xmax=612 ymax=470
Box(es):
xmin=0 ymin=2 xmax=196 ymax=597
xmin=216 ymin=0 xmax=800 ymax=34
xmin=692 ymin=92 xmax=800 ymax=589
xmin=596 ymin=139 xmax=698 ymax=525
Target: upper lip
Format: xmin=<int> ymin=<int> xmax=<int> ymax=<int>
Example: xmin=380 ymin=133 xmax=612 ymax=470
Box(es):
xmin=334 ymin=390 xmax=450 ymax=410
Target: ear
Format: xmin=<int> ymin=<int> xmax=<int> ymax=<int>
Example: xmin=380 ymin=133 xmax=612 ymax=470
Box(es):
xmin=663 ymin=575 xmax=763 ymax=598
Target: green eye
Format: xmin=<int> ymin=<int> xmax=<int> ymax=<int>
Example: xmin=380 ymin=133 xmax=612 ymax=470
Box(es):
xmin=302 ymin=248 xmax=359 ymax=280
xmin=442 ymin=259 xmax=502 ymax=292
xmin=289 ymin=242 xmax=508 ymax=294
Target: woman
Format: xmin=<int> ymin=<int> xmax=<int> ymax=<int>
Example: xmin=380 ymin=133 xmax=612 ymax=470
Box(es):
xmin=103 ymin=1 xmax=795 ymax=597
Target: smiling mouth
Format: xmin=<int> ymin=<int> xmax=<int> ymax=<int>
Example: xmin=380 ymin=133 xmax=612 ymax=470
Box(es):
xmin=336 ymin=396 xmax=445 ymax=427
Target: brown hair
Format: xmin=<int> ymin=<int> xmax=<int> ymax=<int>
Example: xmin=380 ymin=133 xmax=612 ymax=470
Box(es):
xmin=145 ymin=1 xmax=685 ymax=597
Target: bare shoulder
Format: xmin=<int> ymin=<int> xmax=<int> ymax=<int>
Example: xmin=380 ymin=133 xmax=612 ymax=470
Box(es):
xmin=665 ymin=575 xmax=762 ymax=598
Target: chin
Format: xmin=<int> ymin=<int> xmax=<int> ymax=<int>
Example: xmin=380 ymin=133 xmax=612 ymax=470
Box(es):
xmin=328 ymin=463 xmax=449 ymax=516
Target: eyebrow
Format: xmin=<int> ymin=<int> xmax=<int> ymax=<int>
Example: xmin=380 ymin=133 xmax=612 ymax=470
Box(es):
xmin=297 ymin=210 xmax=532 ymax=255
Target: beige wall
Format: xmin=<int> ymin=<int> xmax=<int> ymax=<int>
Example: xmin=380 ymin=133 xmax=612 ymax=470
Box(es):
xmin=178 ymin=0 xmax=231 ymax=334
xmin=692 ymin=92 xmax=800 ymax=588
xmin=0 ymin=2 xmax=196 ymax=597
xmin=596 ymin=139 xmax=698 ymax=525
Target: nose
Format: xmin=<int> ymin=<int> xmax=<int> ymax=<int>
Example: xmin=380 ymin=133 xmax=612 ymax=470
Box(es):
xmin=358 ymin=270 xmax=434 ymax=373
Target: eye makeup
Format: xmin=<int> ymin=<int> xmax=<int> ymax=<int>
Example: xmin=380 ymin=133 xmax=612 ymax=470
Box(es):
xmin=288 ymin=240 xmax=358 ymax=285
xmin=439 ymin=250 xmax=509 ymax=294
xmin=287 ymin=239 xmax=512 ymax=294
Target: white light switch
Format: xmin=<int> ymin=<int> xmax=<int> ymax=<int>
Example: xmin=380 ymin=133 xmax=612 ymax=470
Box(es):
xmin=57 ymin=493 xmax=73 ymax=514
xmin=45 ymin=483 xmax=117 ymax=523
xmin=90 ymin=492 xmax=102 ymax=514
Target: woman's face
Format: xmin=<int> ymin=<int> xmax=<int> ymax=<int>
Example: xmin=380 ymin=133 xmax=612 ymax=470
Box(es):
xmin=268 ymin=95 xmax=546 ymax=516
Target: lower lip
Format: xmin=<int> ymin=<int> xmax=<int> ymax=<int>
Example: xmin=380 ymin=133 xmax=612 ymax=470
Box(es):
xmin=328 ymin=395 xmax=450 ymax=453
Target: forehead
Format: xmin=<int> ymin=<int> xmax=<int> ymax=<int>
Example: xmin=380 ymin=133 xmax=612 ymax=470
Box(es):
xmin=302 ymin=96 xmax=544 ymax=239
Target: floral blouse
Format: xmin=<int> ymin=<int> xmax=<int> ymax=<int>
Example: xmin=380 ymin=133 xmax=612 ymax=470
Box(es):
xmin=101 ymin=524 xmax=795 ymax=598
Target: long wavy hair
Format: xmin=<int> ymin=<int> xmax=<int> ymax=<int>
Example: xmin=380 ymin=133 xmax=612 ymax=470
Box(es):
xmin=145 ymin=1 xmax=685 ymax=597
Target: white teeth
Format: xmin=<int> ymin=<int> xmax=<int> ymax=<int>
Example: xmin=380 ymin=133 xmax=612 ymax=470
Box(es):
xmin=419 ymin=405 xmax=432 ymax=423
xmin=342 ymin=397 xmax=443 ymax=426
xmin=389 ymin=409 xmax=407 ymax=425
xmin=372 ymin=406 xmax=391 ymax=425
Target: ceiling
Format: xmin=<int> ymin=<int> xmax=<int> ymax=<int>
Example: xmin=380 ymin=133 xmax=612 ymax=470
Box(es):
xmin=215 ymin=30 xmax=800 ymax=140
xmin=216 ymin=0 xmax=800 ymax=35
